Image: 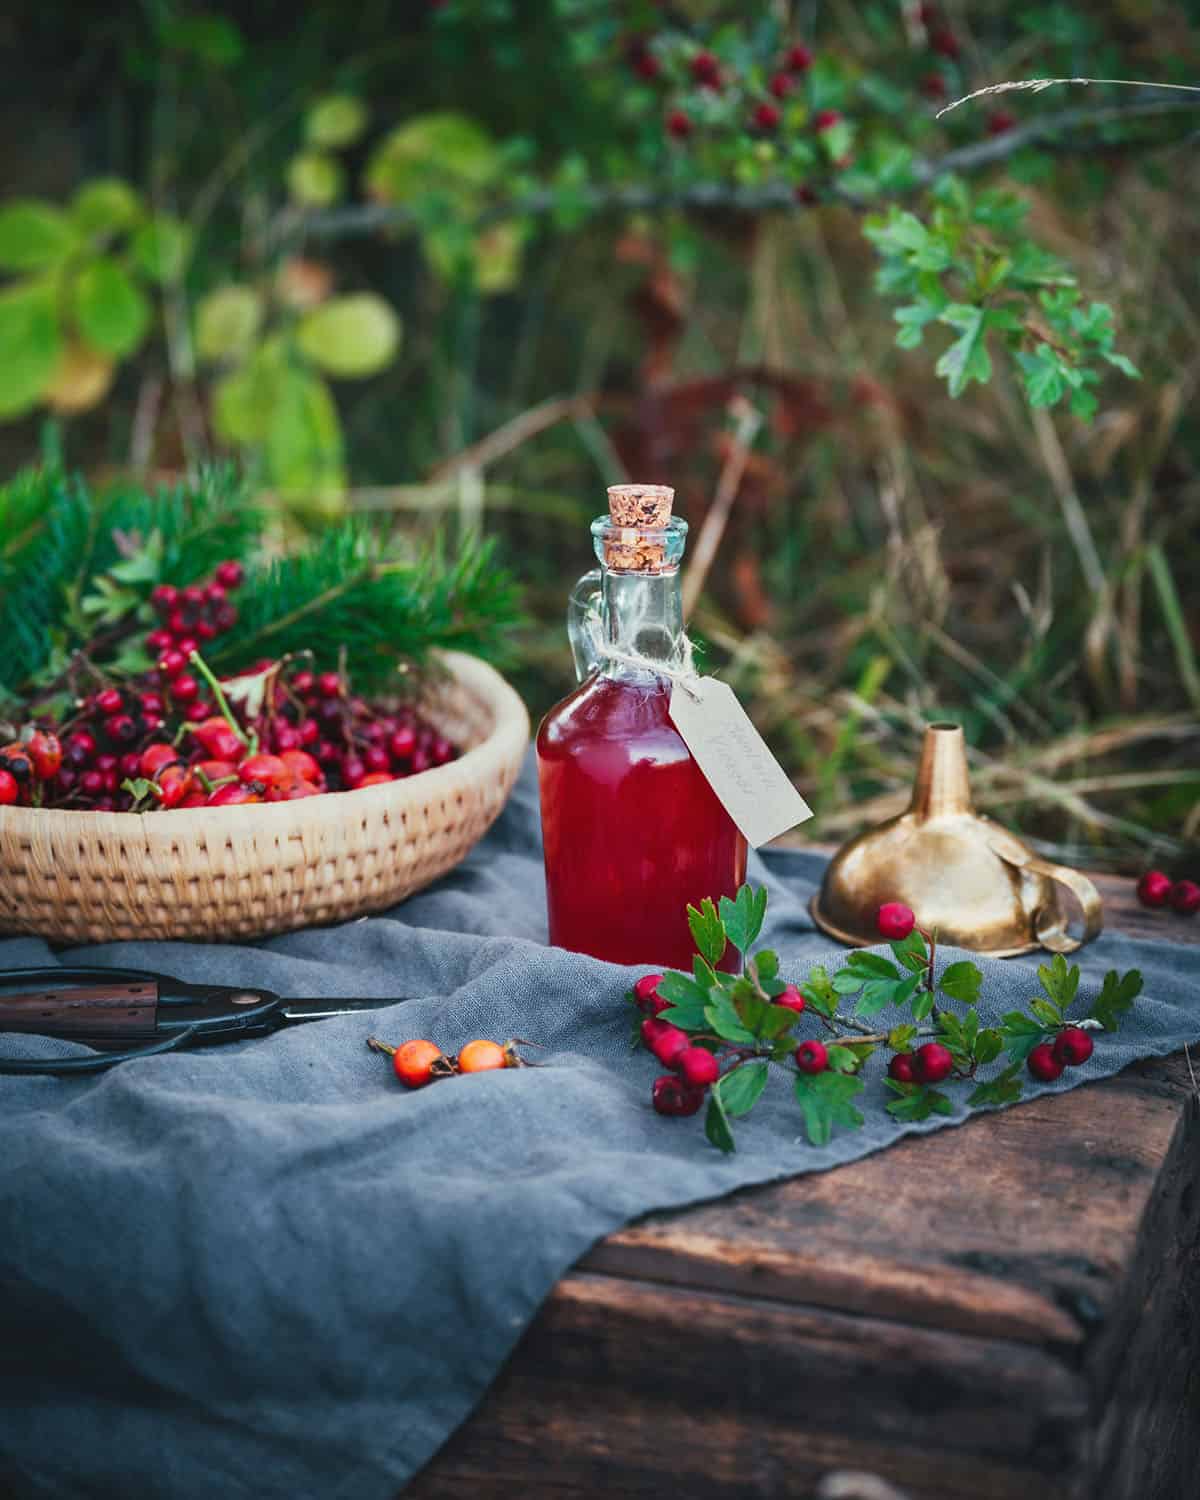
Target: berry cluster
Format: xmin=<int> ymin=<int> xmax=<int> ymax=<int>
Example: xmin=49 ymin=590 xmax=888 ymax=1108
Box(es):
xmin=1137 ymin=869 xmax=1200 ymax=916
xmin=0 ymin=558 xmax=459 ymax=814
xmin=367 ymin=1035 xmax=527 ymax=1088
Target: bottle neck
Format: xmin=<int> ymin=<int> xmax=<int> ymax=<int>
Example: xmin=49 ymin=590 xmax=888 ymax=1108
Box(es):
xmin=601 ymin=567 xmax=685 ymax=677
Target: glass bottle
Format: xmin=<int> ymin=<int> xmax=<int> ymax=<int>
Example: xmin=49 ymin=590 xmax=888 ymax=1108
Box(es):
xmin=537 ymin=484 xmax=747 ymax=970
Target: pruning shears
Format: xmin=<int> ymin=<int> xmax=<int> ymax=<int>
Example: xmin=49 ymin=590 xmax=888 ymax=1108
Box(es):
xmin=0 ymin=966 xmax=403 ymax=1076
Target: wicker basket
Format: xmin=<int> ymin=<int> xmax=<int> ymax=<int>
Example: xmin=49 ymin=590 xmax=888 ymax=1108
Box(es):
xmin=0 ymin=652 xmax=530 ymax=945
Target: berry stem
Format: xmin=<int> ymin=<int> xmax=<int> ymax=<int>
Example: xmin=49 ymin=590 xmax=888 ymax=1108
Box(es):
xmin=186 ymin=649 xmax=249 ymax=747
xmin=366 ymin=1036 xmax=397 ymax=1057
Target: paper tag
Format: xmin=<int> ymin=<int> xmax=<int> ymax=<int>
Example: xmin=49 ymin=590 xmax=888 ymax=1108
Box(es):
xmin=669 ymin=677 xmax=813 ymax=848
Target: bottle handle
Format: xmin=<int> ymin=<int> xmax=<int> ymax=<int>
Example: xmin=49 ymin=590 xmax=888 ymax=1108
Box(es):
xmin=567 ymin=568 xmax=604 ymax=683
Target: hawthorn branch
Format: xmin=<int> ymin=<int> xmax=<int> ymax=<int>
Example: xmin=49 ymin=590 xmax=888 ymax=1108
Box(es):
xmin=271 ymin=95 xmax=1200 ymax=251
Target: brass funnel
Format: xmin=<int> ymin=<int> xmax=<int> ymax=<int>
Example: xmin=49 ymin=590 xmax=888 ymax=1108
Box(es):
xmin=811 ymin=723 xmax=1103 ymax=956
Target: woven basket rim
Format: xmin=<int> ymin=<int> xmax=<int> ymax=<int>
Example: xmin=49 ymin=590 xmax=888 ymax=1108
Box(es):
xmin=0 ymin=650 xmax=529 ymax=840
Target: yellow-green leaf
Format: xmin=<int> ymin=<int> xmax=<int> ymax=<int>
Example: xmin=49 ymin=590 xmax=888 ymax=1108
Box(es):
xmin=132 ymin=216 xmax=192 ymax=283
xmin=212 ymin=341 xmax=285 ymax=445
xmin=364 ymin=112 xmax=499 ymax=204
xmin=287 ymin=151 xmax=344 ymax=207
xmin=44 ymin=342 xmax=116 ymax=413
xmin=0 ymin=200 xmax=79 ymax=272
xmin=305 ymin=95 xmax=367 ymax=149
xmin=296 ymin=293 xmax=400 ymax=378
xmin=0 ymin=278 xmax=62 ymax=416
xmin=196 ymin=284 xmax=262 ymax=362
xmin=474 ymin=221 xmax=526 ymax=295
xmin=266 ymin=368 xmax=345 ymax=505
xmin=72 ymin=179 xmax=143 ymax=238
xmin=74 ymin=258 xmax=151 ymax=357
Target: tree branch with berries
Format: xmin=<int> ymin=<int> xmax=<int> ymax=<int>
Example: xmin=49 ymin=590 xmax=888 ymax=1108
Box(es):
xmin=629 ymin=886 xmax=1142 ymax=1153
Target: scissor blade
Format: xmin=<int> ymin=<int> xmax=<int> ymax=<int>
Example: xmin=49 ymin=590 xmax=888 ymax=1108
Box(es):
xmin=280 ymin=997 xmax=408 ymax=1023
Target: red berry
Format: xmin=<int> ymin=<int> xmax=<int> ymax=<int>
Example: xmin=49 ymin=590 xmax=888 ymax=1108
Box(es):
xmin=95 ymin=753 xmax=118 ymax=774
xmin=775 ymin=983 xmax=806 ymax=1015
xmin=142 ymin=712 xmax=164 ymax=734
xmin=814 ymin=108 xmax=841 ymax=131
xmin=644 ymin=1019 xmax=689 ymax=1068
xmin=318 ymin=671 xmax=342 ymax=699
xmin=633 ymin=973 xmax=666 ymax=1013
xmin=146 ymin=628 xmax=173 ymax=652
xmin=140 ymin=743 xmax=181 ymax=780
xmin=167 ymin=609 xmax=189 ymax=636
xmin=0 ymin=768 xmax=17 ymax=806
xmin=920 ymin=72 xmax=947 ymax=99
xmin=213 ymin=604 xmax=238 ymax=633
xmin=795 ymin=1039 xmax=828 ymax=1075
xmin=1137 ymin=870 xmax=1173 ymax=908
xmin=185 ymin=700 xmax=212 ymax=723
xmin=297 ymin=717 xmax=320 ymax=747
xmin=1053 ymin=1027 xmax=1094 ymax=1068
xmin=914 ymin=1042 xmax=954 ymax=1084
xmin=158 ymin=650 xmax=186 ymax=678
xmin=175 ymin=636 xmax=199 ymax=658
xmin=53 ymin=768 xmax=76 ymax=794
xmin=930 ymin=28 xmax=960 ymax=59
xmin=888 ymin=1052 xmax=917 ymax=1084
xmin=753 ymin=102 xmax=780 ymax=130
xmin=103 ymin=714 xmax=138 ymax=745
xmin=1027 ymin=1042 xmax=1064 ymax=1083
xmin=652 ymin=1074 xmax=706 ymax=1117
xmin=666 ymin=109 xmax=692 ymax=140
xmin=292 ymin=670 xmax=315 ymax=696
xmin=677 ymin=1046 xmax=719 ymax=1089
xmin=204 ymin=581 xmax=227 ymax=605
xmin=355 ymin=772 xmax=392 ymax=788
xmin=342 ymin=754 xmax=367 ymax=789
xmin=214 ymin=560 xmax=244 ymax=590
xmin=1169 ymin=880 xmax=1200 ymax=916
xmin=410 ymin=748 xmax=431 ymax=774
xmin=787 ymin=44 xmax=813 ymax=72
xmin=170 ymin=674 xmax=200 ymax=703
xmin=139 ymin=692 xmax=164 ymax=715
xmin=630 ymin=48 xmax=659 ymax=81
xmin=238 ymin=753 xmax=289 ymax=788
xmin=280 ymin=749 xmax=322 ymax=785
xmin=271 ymin=724 xmax=301 ymax=754
xmin=194 ymin=618 xmax=217 ymax=642
xmin=119 ymin=751 xmax=142 ymax=779
xmin=361 ymin=744 xmax=389 ymax=775
xmin=151 ymin=583 xmax=178 ymax=614
xmin=95 ymin=688 xmax=123 ymax=716
xmin=987 ymin=109 xmax=1016 ymax=136
xmin=389 ymin=726 xmax=417 ymax=760
xmin=769 ymin=73 xmax=792 ymax=99
xmin=181 ymin=584 xmax=205 ymax=608
xmin=80 ymin=769 xmax=104 ymax=797
xmin=207 ymin=782 xmax=262 ymax=806
xmin=794 ymin=182 xmax=818 ymax=205
xmin=691 ymin=50 xmax=721 ymax=88
xmin=877 ymin=902 xmax=916 ymax=940
xmin=26 ymin=730 xmax=62 ymax=780
xmin=67 ymin=730 xmax=96 ymax=759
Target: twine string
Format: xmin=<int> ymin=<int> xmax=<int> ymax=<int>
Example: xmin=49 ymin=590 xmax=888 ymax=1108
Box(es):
xmin=601 ymin=634 xmax=705 ymax=701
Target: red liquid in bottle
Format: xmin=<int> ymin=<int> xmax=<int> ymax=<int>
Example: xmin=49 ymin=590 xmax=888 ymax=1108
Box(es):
xmin=537 ymin=672 xmax=747 ymax=970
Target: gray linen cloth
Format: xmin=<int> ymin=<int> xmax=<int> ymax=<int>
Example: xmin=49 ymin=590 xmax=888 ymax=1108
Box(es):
xmin=1 ymin=758 xmax=1197 ymax=1499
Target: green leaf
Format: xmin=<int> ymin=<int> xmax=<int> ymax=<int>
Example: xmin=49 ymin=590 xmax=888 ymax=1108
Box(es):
xmin=287 ymin=151 xmax=345 ymax=207
xmin=718 ymin=1061 xmax=768 ymax=1118
xmin=705 ymin=1090 xmax=736 ymax=1153
xmin=825 ymin=1044 xmax=861 ymax=1074
xmin=974 ymin=1028 xmax=1004 ymax=1066
xmin=968 ymin=1062 xmax=1024 ymax=1108
xmin=890 ymin=928 xmax=928 ymax=972
xmin=365 ymin=112 xmax=500 ymax=205
xmin=73 ymin=258 xmax=151 ymax=358
xmin=847 ymin=951 xmax=901 ymax=980
xmin=1001 ymin=1010 xmax=1051 ymax=1065
xmin=832 ymin=970 xmax=864 ymax=995
xmin=800 ymin=967 xmax=837 ymax=1019
xmin=305 ymin=94 xmax=368 ymax=149
xmin=912 ymin=988 xmax=935 ymax=1023
xmin=936 ymin=304 xmax=991 ymax=398
xmin=718 ymin=884 xmax=768 ymax=956
xmin=296 ymin=294 xmax=400 ymax=379
xmin=656 ymin=971 xmax=709 ymax=1031
xmin=196 ymin=285 xmax=262 ymax=362
xmin=885 ymin=1081 xmax=955 ymax=1122
xmin=686 ymin=897 xmax=727 ymax=969
xmin=264 ymin=368 xmax=346 ymax=508
xmin=794 ymin=1071 xmax=865 ymax=1147
xmin=887 ymin=1024 xmax=917 ymax=1052
xmin=0 ymin=200 xmax=78 ymax=272
xmin=752 ymin=950 xmax=779 ymax=982
xmin=1030 ymin=997 xmax=1064 ymax=1030
xmin=1102 ymin=350 xmax=1140 ymax=379
xmin=1093 ymin=968 xmax=1143 ymax=1033
xmin=693 ymin=954 xmax=718 ymax=990
xmin=856 ymin=976 xmax=905 ymax=1018
xmin=133 ymin=217 xmax=192 ymax=283
xmin=160 ymin=14 xmax=244 ymax=66
xmin=704 ymin=992 xmax=756 ymax=1045
xmin=72 ymin=179 xmax=142 ymax=239
xmin=1038 ymin=954 xmax=1080 ymax=1012
xmin=1017 ymin=347 xmax=1067 ymax=408
xmin=0 ymin=278 xmax=61 ymax=417
xmin=939 ymin=960 xmax=982 ymax=1005
xmin=759 ymin=1003 xmax=799 ymax=1041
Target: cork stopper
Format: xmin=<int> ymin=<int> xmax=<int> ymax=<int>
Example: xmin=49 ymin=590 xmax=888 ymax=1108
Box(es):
xmin=603 ymin=484 xmax=675 ymax=573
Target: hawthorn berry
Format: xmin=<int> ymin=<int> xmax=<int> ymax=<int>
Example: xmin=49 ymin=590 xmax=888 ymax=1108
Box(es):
xmin=930 ymin=28 xmax=960 ymax=59
xmin=753 ymin=102 xmax=780 ymax=131
xmin=170 ymin=674 xmax=200 ymax=703
xmin=877 ymin=901 xmax=916 ymax=940
xmin=914 ymin=1042 xmax=954 ymax=1084
xmin=775 ymin=983 xmax=806 ymax=1015
xmin=652 ymin=1022 xmax=691 ymax=1069
xmin=158 ymin=650 xmax=186 ymax=679
xmin=26 ymin=730 xmax=62 ymax=780
xmin=769 ymin=73 xmax=792 ymax=99
xmin=1027 ymin=1042 xmax=1064 ymax=1083
xmin=795 ymin=1039 xmax=828 ymax=1075
xmin=457 ymin=1039 xmax=507 ymax=1074
xmin=391 ymin=1038 xmax=445 ymax=1089
xmin=342 ymin=754 xmax=367 ymax=789
xmin=666 ymin=109 xmax=692 ymax=140
xmin=151 ymin=583 xmax=178 ymax=614
xmin=691 ymin=50 xmax=721 ymax=88
xmin=652 ymin=1074 xmax=706 ymax=1117
xmin=677 ymin=1046 xmax=720 ymax=1089
xmin=1137 ymin=870 xmax=1173 ymax=908
xmin=630 ymin=47 xmax=659 ymax=81
xmin=920 ymin=72 xmax=947 ymax=100
xmin=1170 ymin=880 xmax=1200 ymax=916
xmin=95 ymin=688 xmax=123 ymax=716
xmin=814 ymin=109 xmax=841 ymax=132
xmin=987 ymin=109 xmax=1016 ymax=136
xmin=633 ymin=973 xmax=666 ymax=1012
xmin=1053 ymin=1027 xmax=1094 ymax=1067
xmin=214 ymin=560 xmax=244 ymax=590
xmin=888 ymin=1052 xmax=917 ymax=1084
xmin=0 ymin=768 xmax=17 ymax=806
xmin=318 ymin=671 xmax=342 ymax=699
xmin=103 ymin=714 xmax=138 ymax=745
xmin=786 ymin=44 xmax=813 ymax=71
xmin=794 ymin=183 xmax=818 ymax=205
xmin=238 ymin=753 xmax=290 ymax=788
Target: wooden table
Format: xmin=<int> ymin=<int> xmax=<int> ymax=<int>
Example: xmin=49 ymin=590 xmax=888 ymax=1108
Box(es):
xmin=409 ymin=875 xmax=1200 ymax=1500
